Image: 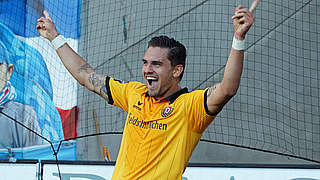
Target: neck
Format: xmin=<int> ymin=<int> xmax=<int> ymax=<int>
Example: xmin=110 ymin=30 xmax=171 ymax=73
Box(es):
xmin=154 ymin=84 xmax=182 ymax=101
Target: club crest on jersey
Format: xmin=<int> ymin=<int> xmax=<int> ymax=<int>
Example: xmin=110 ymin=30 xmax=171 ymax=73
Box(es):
xmin=161 ymin=106 xmax=174 ymax=117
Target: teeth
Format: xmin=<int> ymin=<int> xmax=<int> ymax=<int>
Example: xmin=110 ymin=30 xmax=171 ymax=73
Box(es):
xmin=146 ymin=77 xmax=157 ymax=80
xmin=146 ymin=76 xmax=157 ymax=86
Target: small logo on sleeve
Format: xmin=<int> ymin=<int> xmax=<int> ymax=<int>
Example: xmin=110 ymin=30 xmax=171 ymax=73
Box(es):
xmin=161 ymin=106 xmax=174 ymax=117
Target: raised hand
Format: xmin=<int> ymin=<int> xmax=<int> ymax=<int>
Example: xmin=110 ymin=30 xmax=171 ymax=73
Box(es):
xmin=232 ymin=0 xmax=259 ymax=40
xmin=36 ymin=10 xmax=59 ymax=41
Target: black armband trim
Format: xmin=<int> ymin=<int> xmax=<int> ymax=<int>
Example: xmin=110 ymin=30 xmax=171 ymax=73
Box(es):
xmin=204 ymin=89 xmax=216 ymax=116
xmin=105 ymin=76 xmax=114 ymax=105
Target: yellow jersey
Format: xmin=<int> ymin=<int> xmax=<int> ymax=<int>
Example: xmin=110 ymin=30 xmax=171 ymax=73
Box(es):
xmin=106 ymin=77 xmax=216 ymax=180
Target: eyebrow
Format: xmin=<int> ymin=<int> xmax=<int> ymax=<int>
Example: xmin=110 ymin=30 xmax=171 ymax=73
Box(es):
xmin=142 ymin=59 xmax=162 ymax=62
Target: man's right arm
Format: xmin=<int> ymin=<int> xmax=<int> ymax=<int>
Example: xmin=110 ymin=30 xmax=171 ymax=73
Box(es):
xmin=36 ymin=10 xmax=109 ymax=101
xmin=55 ymin=43 xmax=109 ymax=101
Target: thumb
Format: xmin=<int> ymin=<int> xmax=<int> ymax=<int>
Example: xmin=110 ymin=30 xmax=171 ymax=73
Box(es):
xmin=43 ymin=10 xmax=52 ymax=20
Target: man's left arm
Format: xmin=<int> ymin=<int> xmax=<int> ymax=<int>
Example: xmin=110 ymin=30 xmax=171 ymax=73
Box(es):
xmin=206 ymin=0 xmax=259 ymax=115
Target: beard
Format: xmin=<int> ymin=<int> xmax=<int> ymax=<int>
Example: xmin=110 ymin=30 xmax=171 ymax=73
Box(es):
xmin=147 ymin=74 xmax=173 ymax=99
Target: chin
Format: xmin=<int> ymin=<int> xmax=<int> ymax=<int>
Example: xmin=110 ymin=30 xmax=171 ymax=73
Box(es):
xmin=148 ymin=90 xmax=156 ymax=97
xmin=147 ymin=89 xmax=159 ymax=97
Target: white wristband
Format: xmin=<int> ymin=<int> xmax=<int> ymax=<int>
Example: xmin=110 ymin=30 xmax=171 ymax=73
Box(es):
xmin=51 ymin=35 xmax=67 ymax=50
xmin=232 ymin=36 xmax=246 ymax=50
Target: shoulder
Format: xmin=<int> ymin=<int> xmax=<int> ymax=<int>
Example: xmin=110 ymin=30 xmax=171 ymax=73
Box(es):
xmin=168 ymin=89 xmax=207 ymax=107
xmin=130 ymin=81 xmax=147 ymax=91
xmin=181 ymin=89 xmax=207 ymax=99
xmin=178 ymin=89 xmax=208 ymax=111
xmin=108 ymin=77 xmax=147 ymax=92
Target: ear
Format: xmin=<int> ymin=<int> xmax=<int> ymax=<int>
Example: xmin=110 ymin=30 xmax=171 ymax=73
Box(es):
xmin=173 ymin=64 xmax=183 ymax=79
xmin=6 ymin=64 xmax=14 ymax=81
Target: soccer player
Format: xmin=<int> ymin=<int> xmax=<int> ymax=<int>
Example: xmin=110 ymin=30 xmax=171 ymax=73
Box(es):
xmin=37 ymin=1 xmax=258 ymax=179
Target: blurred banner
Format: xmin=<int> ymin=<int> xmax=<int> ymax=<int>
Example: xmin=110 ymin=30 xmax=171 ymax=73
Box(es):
xmin=41 ymin=162 xmax=320 ymax=180
xmin=0 ymin=0 xmax=80 ymax=160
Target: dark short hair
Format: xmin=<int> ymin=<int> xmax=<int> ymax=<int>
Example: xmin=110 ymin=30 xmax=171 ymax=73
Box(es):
xmin=148 ymin=36 xmax=186 ymax=80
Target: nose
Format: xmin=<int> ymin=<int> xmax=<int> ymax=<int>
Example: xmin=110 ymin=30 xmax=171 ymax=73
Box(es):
xmin=144 ymin=63 xmax=154 ymax=73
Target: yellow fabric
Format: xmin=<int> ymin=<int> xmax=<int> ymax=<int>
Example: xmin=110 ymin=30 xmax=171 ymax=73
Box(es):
xmin=108 ymin=77 xmax=216 ymax=180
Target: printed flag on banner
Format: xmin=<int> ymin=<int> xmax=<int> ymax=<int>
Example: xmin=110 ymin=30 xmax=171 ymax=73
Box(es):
xmin=0 ymin=0 xmax=80 ymax=159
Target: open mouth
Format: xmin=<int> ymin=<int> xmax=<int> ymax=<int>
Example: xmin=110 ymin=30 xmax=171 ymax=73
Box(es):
xmin=146 ymin=77 xmax=158 ymax=88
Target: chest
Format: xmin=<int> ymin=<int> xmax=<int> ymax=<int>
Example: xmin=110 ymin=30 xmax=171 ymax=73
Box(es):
xmin=128 ymin=94 xmax=185 ymax=122
xmin=124 ymin=95 xmax=188 ymax=139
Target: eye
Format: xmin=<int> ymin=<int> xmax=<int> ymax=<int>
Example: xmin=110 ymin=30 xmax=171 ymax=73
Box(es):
xmin=142 ymin=60 xmax=147 ymax=65
xmin=153 ymin=62 xmax=161 ymax=67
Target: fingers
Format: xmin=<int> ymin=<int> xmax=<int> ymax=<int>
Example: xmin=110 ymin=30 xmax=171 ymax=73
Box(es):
xmin=234 ymin=0 xmax=260 ymax=16
xmin=37 ymin=17 xmax=45 ymax=23
xmin=232 ymin=8 xmax=252 ymax=20
xmin=232 ymin=1 xmax=258 ymax=39
xmin=36 ymin=11 xmax=51 ymax=30
xmin=36 ymin=10 xmax=51 ymax=23
xmin=235 ymin=5 xmax=243 ymax=12
xmin=36 ymin=22 xmax=46 ymax=31
xmin=43 ymin=10 xmax=52 ymax=21
xmin=236 ymin=16 xmax=249 ymax=24
xmin=36 ymin=24 xmax=41 ymax=30
xmin=36 ymin=17 xmax=46 ymax=30
xmin=249 ymin=0 xmax=260 ymax=13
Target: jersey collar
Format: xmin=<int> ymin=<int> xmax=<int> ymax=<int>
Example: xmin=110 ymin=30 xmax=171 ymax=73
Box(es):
xmin=146 ymin=88 xmax=188 ymax=104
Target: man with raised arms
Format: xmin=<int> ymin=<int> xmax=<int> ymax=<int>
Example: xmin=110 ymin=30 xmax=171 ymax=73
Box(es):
xmin=36 ymin=1 xmax=258 ymax=179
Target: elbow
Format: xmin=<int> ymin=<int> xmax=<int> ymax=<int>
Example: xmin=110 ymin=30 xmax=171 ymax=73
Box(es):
xmin=226 ymin=87 xmax=238 ymax=97
xmin=224 ymin=91 xmax=236 ymax=100
xmin=78 ymin=74 xmax=93 ymax=90
xmin=222 ymin=85 xmax=239 ymax=99
xmin=221 ymin=80 xmax=240 ymax=97
xmin=79 ymin=79 xmax=92 ymax=91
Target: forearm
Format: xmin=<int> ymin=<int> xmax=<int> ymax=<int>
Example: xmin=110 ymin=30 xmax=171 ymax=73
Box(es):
xmin=55 ymin=43 xmax=97 ymax=92
xmin=221 ymin=0 xmax=258 ymax=94
xmin=36 ymin=11 xmax=107 ymax=97
xmin=205 ymin=1 xmax=257 ymax=114
xmin=220 ymin=48 xmax=244 ymax=96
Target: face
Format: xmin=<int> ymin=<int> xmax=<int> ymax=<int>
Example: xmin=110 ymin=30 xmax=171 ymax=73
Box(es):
xmin=142 ymin=47 xmax=181 ymax=100
xmin=0 ymin=62 xmax=13 ymax=92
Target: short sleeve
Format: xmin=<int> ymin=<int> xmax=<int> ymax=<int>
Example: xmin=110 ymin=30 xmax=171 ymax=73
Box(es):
xmin=105 ymin=77 xmax=131 ymax=112
xmin=106 ymin=77 xmax=146 ymax=112
xmin=185 ymin=89 xmax=216 ymax=133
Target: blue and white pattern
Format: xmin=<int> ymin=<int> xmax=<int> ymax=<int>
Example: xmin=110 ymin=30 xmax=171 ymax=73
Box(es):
xmin=0 ymin=0 xmax=80 ymax=160
xmin=0 ymin=82 xmax=17 ymax=106
xmin=0 ymin=22 xmax=63 ymax=142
